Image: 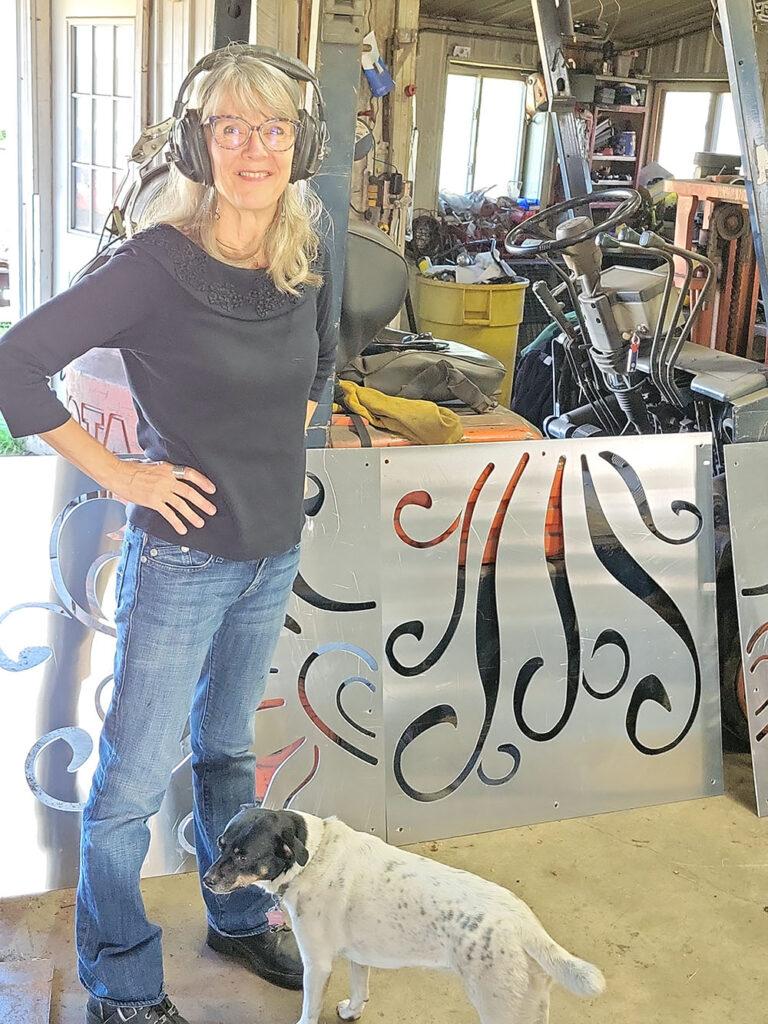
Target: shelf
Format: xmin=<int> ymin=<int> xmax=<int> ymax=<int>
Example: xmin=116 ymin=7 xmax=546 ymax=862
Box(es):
xmin=595 ymin=74 xmax=650 ymax=84
xmin=595 ymin=105 xmax=646 ymax=114
xmin=591 ymin=154 xmax=637 ymax=161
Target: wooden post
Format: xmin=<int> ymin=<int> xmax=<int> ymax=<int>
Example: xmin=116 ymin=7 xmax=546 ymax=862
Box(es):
xmin=388 ymin=0 xmax=420 ymax=251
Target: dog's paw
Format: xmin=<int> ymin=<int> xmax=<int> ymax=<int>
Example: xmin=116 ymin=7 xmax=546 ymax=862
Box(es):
xmin=337 ymin=999 xmax=364 ymax=1021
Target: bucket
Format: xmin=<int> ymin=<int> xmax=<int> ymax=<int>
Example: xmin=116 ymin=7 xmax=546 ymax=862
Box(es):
xmin=415 ymin=277 xmax=529 ymax=406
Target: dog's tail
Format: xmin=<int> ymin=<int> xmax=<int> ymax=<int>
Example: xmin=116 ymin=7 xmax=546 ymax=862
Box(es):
xmin=523 ymin=929 xmax=606 ymax=998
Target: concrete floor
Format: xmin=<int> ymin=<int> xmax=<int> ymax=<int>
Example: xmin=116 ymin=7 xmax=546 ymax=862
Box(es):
xmin=1 ymin=751 xmax=764 ymax=1024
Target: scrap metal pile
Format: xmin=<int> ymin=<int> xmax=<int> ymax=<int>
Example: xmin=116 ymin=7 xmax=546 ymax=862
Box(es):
xmin=409 ymin=188 xmax=539 ymax=284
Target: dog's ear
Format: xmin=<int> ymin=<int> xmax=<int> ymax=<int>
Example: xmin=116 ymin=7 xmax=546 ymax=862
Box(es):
xmin=280 ymin=826 xmax=309 ymax=867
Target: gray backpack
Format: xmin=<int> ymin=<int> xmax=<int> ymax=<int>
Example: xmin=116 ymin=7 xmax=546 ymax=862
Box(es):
xmin=338 ymin=337 xmax=506 ymax=413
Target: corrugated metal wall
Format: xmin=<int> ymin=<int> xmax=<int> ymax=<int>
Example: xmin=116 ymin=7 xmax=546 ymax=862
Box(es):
xmin=420 ymin=0 xmax=711 ymax=47
xmin=643 ymin=28 xmax=728 ymax=81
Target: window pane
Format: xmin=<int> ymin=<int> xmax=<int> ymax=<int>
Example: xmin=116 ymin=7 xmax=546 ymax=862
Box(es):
xmin=93 ymin=97 xmax=113 ymax=167
xmin=93 ymin=168 xmax=114 ymax=227
xmin=73 ymin=25 xmax=93 ymax=93
xmin=439 ymin=74 xmax=477 ymax=195
xmin=93 ymin=24 xmax=114 ymax=94
xmin=473 ymin=78 xmax=526 ymax=198
xmin=656 ymin=91 xmax=711 ymax=179
xmin=114 ymin=98 xmax=133 ymax=167
xmin=73 ymin=167 xmax=91 ymax=231
xmin=115 ymin=24 xmax=134 ymax=97
xmin=714 ymin=93 xmax=741 ymax=156
xmin=73 ymin=97 xmax=92 ymax=163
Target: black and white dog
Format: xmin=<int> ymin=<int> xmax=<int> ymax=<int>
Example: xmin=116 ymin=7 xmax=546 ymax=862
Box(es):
xmin=203 ymin=807 xmax=605 ymax=1024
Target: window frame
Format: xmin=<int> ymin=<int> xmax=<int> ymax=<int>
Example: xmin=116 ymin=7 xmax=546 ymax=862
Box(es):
xmin=649 ymin=80 xmax=736 ymax=177
xmin=440 ymin=61 xmax=529 ymax=198
xmin=67 ymin=17 xmax=135 ymax=237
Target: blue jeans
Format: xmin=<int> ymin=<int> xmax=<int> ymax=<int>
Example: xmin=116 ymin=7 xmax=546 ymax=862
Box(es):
xmin=76 ymin=524 xmax=301 ymax=1006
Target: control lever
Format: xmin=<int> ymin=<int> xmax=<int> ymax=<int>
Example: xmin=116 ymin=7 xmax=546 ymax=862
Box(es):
xmin=532 ymin=280 xmax=580 ymax=342
xmin=617 ymin=226 xmax=643 ymax=245
xmin=639 ymin=231 xmax=715 ymax=404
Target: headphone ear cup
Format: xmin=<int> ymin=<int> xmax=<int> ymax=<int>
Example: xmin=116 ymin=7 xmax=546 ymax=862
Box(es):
xmin=169 ymin=109 xmax=214 ymax=186
xmin=290 ymin=108 xmax=325 ymax=183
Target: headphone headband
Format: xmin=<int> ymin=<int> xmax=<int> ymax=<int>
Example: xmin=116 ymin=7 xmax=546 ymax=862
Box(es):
xmin=172 ymin=43 xmax=325 ymax=124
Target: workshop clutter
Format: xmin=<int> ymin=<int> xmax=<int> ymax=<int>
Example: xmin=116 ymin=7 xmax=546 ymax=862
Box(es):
xmin=409 ymin=187 xmax=540 ymax=279
xmin=406 ymin=188 xmax=535 ymax=405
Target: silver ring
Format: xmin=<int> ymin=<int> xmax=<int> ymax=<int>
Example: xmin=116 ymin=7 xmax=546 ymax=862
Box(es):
xmin=172 ymin=465 xmax=186 ymax=480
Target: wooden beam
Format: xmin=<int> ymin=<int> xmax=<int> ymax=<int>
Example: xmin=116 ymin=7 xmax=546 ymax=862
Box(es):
xmin=389 ymin=0 xmax=420 ymax=249
xmin=418 ymin=16 xmax=539 ymax=44
xmin=298 ymin=0 xmax=313 ymax=65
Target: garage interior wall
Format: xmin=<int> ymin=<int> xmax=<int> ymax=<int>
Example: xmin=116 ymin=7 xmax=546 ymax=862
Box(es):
xmin=413 ymin=23 xmax=542 ymax=212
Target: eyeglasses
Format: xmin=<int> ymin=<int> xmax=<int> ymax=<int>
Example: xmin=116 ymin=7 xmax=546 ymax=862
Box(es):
xmin=205 ymin=115 xmax=299 ymax=152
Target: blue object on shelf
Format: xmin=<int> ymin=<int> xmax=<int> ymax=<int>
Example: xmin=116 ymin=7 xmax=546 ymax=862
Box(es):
xmin=363 ymin=61 xmax=395 ymax=98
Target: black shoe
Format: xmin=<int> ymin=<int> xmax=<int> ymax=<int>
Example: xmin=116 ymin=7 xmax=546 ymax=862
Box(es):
xmin=86 ymin=995 xmax=190 ymax=1024
xmin=206 ymin=924 xmax=303 ymax=991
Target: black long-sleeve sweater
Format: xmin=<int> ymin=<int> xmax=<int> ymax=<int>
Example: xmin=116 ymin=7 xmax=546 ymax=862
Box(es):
xmin=0 ymin=224 xmax=336 ymax=559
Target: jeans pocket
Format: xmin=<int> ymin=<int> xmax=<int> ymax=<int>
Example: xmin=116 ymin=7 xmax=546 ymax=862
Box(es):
xmin=145 ymin=535 xmax=214 ymax=571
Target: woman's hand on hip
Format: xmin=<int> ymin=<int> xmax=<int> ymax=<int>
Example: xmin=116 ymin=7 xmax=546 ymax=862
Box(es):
xmin=111 ymin=461 xmax=217 ymax=535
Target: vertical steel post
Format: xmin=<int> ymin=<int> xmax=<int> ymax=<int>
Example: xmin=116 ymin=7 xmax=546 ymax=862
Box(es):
xmin=717 ymin=0 xmax=768 ymax=305
xmin=530 ymin=0 xmax=592 ymax=199
xmin=305 ymin=1 xmax=365 ymax=445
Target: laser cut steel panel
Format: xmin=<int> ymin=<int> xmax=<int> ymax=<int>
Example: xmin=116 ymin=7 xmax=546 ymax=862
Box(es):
xmin=0 ymin=456 xmax=191 ymax=899
xmin=724 ymin=444 xmax=768 ymax=816
xmin=0 ymin=450 xmax=383 ymax=900
xmin=381 ymin=436 xmax=722 ymax=843
xmin=255 ymin=449 xmax=386 ymax=835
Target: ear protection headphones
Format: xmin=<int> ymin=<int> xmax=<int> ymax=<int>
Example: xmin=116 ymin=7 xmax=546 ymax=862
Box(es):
xmin=167 ymin=43 xmax=329 ymax=186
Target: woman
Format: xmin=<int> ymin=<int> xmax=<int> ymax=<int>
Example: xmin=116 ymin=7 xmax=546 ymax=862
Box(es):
xmin=0 ymin=47 xmax=335 ymax=1024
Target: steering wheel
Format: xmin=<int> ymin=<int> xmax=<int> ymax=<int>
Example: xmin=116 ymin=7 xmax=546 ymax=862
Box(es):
xmin=504 ymin=188 xmax=643 ymax=257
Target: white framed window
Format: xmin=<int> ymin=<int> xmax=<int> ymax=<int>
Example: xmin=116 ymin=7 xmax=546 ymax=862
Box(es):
xmin=438 ymin=67 xmax=527 ymax=198
xmin=654 ymin=85 xmax=741 ymax=179
xmin=69 ymin=20 xmax=135 ymax=235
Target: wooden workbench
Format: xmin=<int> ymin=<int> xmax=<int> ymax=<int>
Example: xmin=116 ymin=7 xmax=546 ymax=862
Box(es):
xmin=664 ymin=178 xmax=760 ymax=359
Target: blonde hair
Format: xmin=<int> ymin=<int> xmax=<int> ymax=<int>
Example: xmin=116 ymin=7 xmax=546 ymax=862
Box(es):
xmin=141 ymin=47 xmax=323 ymax=294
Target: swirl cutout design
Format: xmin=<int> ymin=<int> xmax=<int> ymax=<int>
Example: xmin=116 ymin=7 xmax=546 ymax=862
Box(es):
xmin=393 ymin=455 xmax=529 ymax=801
xmin=478 ymin=743 xmax=521 ymax=786
xmin=0 ymin=602 xmax=71 ymax=672
xmin=386 ymin=464 xmax=495 ymax=677
xmin=25 ymin=727 xmax=93 ymax=812
xmin=513 ymin=458 xmax=580 ymax=742
xmin=582 ymin=629 xmax=630 ymax=700
xmin=303 ymin=473 xmax=325 ymax=518
xmin=177 ymin=812 xmax=196 ymax=855
xmin=283 ymin=745 xmax=321 ymax=808
xmin=298 ymin=643 xmax=379 ymax=766
xmin=393 ymin=491 xmax=461 ymax=548
xmin=336 ymin=676 xmax=376 ymax=738
xmin=599 ymin=451 xmax=703 ymax=545
xmin=94 ymin=674 xmax=114 ymax=721
xmin=581 ymin=455 xmax=701 ymax=754
xmin=292 ymin=574 xmax=376 ymax=614
xmin=49 ymin=489 xmax=126 ymax=637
